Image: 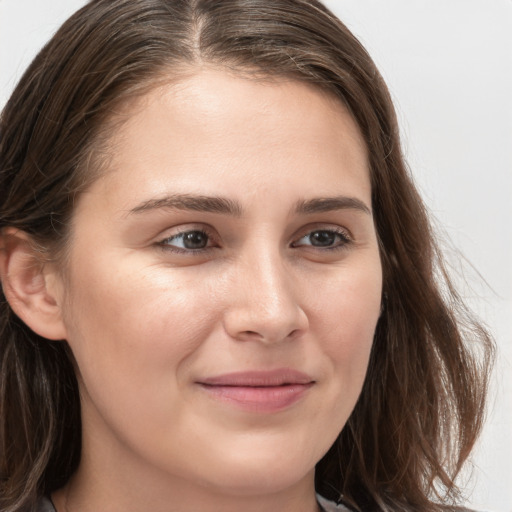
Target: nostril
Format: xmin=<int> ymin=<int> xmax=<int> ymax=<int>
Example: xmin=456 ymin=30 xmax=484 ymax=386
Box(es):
xmin=287 ymin=329 xmax=302 ymax=340
xmin=236 ymin=327 xmax=303 ymax=344
xmin=241 ymin=330 xmax=260 ymax=337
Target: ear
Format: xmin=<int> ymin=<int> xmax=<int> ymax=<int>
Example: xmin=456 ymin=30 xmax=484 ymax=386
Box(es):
xmin=0 ymin=228 xmax=67 ymax=340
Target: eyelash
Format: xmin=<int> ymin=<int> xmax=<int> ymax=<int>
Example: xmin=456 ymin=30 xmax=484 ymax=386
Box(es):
xmin=291 ymin=227 xmax=352 ymax=251
xmin=156 ymin=226 xmax=353 ymax=255
xmin=157 ymin=228 xmax=216 ymax=255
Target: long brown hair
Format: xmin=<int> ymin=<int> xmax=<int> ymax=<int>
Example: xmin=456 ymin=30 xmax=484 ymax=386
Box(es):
xmin=0 ymin=1 xmax=494 ymax=511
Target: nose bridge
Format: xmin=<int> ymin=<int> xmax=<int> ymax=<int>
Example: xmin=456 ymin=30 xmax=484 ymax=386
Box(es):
xmin=245 ymin=245 xmax=291 ymax=314
xmin=224 ymin=241 xmax=307 ymax=343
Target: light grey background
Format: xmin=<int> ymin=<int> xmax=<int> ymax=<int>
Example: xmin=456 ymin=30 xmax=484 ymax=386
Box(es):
xmin=1 ymin=1 xmax=511 ymax=511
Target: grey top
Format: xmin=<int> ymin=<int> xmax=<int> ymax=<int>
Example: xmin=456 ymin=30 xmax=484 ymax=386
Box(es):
xmin=317 ymin=494 xmax=352 ymax=511
xmin=37 ymin=497 xmax=56 ymax=512
xmin=37 ymin=495 xmax=350 ymax=511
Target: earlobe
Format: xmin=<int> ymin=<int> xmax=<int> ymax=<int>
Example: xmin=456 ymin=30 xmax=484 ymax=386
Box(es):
xmin=0 ymin=228 xmax=67 ymax=341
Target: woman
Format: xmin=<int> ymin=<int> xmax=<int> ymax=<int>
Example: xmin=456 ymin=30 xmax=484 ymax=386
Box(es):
xmin=0 ymin=1 xmax=494 ymax=511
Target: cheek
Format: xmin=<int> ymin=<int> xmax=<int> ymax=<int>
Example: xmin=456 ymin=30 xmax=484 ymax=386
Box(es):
xmin=311 ymin=259 xmax=381 ymax=342
xmin=61 ymin=256 xmax=219 ymax=399
xmin=290 ymin=262 xmax=381 ymax=463
xmin=60 ymin=259 xmax=228 ymax=466
xmin=310 ymin=259 xmax=381 ymax=396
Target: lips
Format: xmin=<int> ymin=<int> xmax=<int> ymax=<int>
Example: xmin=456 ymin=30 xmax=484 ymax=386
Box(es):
xmin=197 ymin=369 xmax=315 ymax=412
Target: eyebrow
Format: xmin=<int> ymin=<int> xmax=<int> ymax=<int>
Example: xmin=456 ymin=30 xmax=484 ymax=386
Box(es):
xmin=294 ymin=196 xmax=371 ymax=216
xmin=128 ymin=193 xmax=371 ymax=217
xmin=129 ymin=194 xmax=243 ymax=216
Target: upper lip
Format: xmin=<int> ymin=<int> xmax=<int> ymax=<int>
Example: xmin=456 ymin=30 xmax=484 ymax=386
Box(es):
xmin=198 ymin=368 xmax=315 ymax=387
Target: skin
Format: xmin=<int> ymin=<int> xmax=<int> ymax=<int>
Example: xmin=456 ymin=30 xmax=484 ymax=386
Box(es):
xmin=41 ymin=68 xmax=384 ymax=512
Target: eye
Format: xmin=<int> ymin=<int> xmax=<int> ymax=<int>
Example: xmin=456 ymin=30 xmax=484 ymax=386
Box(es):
xmin=292 ymin=228 xmax=351 ymax=249
xmin=159 ymin=229 xmax=212 ymax=251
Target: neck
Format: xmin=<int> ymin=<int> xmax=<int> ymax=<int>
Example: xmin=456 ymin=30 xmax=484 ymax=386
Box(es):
xmin=53 ymin=400 xmax=322 ymax=512
xmin=51 ymin=437 xmax=320 ymax=512
xmin=52 ymin=472 xmax=321 ymax=512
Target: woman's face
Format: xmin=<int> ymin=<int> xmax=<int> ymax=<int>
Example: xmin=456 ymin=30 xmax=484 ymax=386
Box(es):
xmin=56 ymin=69 xmax=382 ymax=503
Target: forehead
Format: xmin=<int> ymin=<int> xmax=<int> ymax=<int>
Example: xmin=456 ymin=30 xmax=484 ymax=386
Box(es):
xmin=84 ymin=68 xmax=370 ymax=212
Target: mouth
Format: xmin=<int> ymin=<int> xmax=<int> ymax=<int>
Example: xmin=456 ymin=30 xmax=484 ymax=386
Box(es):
xmin=196 ymin=369 xmax=315 ymax=412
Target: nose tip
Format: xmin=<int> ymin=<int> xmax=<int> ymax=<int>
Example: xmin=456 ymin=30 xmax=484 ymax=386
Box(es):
xmin=225 ymin=304 xmax=308 ymax=344
xmin=223 ymin=262 xmax=309 ymax=344
xmin=224 ymin=306 xmax=309 ymax=345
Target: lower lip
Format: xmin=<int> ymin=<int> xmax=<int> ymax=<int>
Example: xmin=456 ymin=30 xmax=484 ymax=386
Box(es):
xmin=198 ymin=383 xmax=314 ymax=412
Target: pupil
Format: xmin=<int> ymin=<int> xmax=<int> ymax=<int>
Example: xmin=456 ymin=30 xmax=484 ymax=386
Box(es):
xmin=310 ymin=231 xmax=335 ymax=247
xmin=183 ymin=231 xmax=208 ymax=249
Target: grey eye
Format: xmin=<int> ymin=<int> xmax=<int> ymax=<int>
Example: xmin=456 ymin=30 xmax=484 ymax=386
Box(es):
xmin=163 ymin=230 xmax=210 ymax=250
xmin=294 ymin=229 xmax=349 ymax=248
xmin=308 ymin=230 xmax=337 ymax=247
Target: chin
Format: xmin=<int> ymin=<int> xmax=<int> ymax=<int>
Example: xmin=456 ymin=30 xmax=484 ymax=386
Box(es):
xmin=191 ymin=440 xmax=320 ymax=496
xmin=205 ymin=465 xmax=314 ymax=497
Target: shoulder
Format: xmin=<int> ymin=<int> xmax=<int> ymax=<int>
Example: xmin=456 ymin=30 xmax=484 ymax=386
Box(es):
xmin=317 ymin=494 xmax=353 ymax=512
xmin=37 ymin=495 xmax=349 ymax=512
xmin=36 ymin=495 xmax=484 ymax=512
xmin=36 ymin=497 xmax=56 ymax=512
xmin=37 ymin=495 xmax=347 ymax=512
xmin=317 ymin=496 xmax=485 ymax=512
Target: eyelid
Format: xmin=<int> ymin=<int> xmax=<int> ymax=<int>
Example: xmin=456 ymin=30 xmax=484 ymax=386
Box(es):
xmin=153 ymin=222 xmax=353 ymax=255
xmin=156 ymin=224 xmax=219 ymax=253
xmin=291 ymin=225 xmax=353 ymax=249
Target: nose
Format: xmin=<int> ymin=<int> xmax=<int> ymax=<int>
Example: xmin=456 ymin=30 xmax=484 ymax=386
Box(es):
xmin=222 ymin=250 xmax=309 ymax=344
